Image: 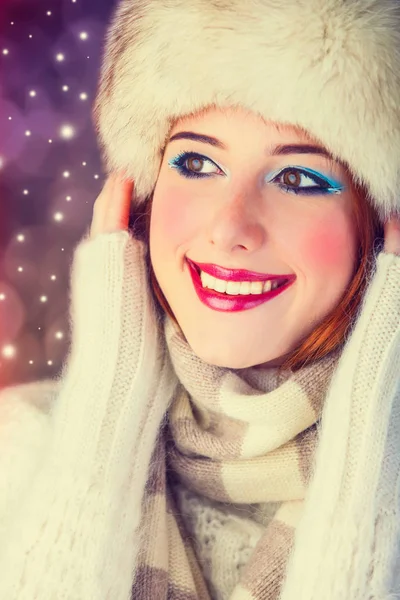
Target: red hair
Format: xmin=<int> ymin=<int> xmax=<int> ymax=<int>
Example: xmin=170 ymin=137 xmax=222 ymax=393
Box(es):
xmin=134 ymin=173 xmax=382 ymax=373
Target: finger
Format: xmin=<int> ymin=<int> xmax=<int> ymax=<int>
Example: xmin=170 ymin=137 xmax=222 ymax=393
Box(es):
xmin=383 ymin=214 xmax=400 ymax=255
xmin=111 ymin=173 xmax=134 ymax=230
xmin=90 ymin=172 xmax=134 ymax=239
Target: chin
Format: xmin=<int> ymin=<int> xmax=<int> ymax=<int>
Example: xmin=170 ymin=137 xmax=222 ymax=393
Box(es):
xmin=183 ymin=332 xmax=280 ymax=370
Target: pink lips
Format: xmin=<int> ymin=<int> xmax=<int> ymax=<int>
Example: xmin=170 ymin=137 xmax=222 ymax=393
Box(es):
xmin=186 ymin=258 xmax=296 ymax=313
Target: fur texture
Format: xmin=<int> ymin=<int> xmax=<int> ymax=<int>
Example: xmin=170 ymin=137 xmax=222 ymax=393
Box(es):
xmin=93 ymin=0 xmax=400 ymax=221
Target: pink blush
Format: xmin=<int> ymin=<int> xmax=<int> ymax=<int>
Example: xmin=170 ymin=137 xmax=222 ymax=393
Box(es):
xmin=152 ymin=186 xmax=204 ymax=242
xmin=302 ymin=222 xmax=356 ymax=270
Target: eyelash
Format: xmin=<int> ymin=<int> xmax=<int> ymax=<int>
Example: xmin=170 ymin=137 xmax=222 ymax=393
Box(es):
xmin=167 ymin=151 xmax=344 ymax=196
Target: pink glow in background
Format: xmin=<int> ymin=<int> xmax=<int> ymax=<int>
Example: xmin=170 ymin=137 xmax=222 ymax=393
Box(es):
xmin=0 ymin=0 xmax=116 ymax=388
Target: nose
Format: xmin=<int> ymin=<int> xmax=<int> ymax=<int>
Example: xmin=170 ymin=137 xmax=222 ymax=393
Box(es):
xmin=207 ymin=189 xmax=266 ymax=253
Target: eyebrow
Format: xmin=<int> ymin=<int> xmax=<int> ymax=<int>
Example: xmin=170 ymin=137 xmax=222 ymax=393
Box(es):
xmin=168 ymin=131 xmax=334 ymax=160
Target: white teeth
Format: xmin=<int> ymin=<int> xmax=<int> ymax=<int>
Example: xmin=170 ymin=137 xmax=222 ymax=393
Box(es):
xmin=200 ymin=271 xmax=216 ymax=289
xmin=263 ymin=280 xmax=272 ymax=292
xmin=226 ymin=281 xmax=241 ymax=295
xmin=250 ymin=281 xmax=263 ymax=294
xmin=239 ymin=282 xmax=251 ymax=295
xmin=215 ymin=279 xmax=228 ymax=293
xmin=199 ymin=270 xmax=283 ymax=295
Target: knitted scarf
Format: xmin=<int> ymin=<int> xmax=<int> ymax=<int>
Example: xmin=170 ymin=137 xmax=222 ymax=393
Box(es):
xmin=132 ymin=317 xmax=341 ymax=600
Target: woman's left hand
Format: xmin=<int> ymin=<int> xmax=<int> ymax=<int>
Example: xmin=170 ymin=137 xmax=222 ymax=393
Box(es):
xmin=384 ymin=214 xmax=400 ymax=255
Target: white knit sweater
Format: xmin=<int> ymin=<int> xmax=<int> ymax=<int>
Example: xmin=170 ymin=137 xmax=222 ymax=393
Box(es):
xmin=0 ymin=230 xmax=399 ymax=599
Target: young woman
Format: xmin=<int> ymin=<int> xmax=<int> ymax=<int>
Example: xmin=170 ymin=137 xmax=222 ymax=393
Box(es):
xmin=0 ymin=0 xmax=399 ymax=599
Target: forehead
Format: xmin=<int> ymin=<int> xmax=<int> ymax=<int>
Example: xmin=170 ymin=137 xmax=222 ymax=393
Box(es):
xmin=170 ymin=105 xmax=314 ymax=143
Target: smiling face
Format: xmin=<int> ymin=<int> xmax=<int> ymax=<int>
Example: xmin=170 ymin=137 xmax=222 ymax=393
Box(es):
xmin=149 ymin=106 xmax=359 ymax=369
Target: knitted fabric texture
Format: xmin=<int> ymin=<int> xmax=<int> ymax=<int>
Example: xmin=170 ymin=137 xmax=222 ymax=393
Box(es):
xmin=132 ymin=318 xmax=341 ymax=599
xmin=0 ymin=232 xmax=398 ymax=599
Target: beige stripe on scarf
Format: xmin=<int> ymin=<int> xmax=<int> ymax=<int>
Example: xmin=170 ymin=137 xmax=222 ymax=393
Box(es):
xmin=132 ymin=318 xmax=341 ymax=599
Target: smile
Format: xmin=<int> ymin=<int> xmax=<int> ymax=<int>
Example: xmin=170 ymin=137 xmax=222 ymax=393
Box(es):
xmin=186 ymin=259 xmax=296 ymax=312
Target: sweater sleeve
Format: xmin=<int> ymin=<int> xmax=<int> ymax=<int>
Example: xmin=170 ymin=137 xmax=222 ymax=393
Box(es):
xmin=280 ymin=251 xmax=400 ymax=600
xmin=0 ymin=230 xmax=177 ymax=600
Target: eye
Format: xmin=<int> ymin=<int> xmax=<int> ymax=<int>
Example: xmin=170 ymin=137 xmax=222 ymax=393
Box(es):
xmin=267 ymin=166 xmax=344 ymax=196
xmin=168 ymin=151 xmax=224 ymax=179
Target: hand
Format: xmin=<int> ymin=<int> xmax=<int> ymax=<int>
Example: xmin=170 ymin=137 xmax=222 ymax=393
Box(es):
xmin=384 ymin=214 xmax=400 ymax=256
xmin=90 ymin=172 xmax=134 ymax=239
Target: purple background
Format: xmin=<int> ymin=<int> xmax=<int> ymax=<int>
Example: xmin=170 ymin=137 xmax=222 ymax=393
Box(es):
xmin=0 ymin=0 xmax=116 ymax=386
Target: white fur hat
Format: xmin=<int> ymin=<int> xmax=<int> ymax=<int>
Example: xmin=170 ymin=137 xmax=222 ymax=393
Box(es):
xmin=93 ymin=0 xmax=400 ymax=221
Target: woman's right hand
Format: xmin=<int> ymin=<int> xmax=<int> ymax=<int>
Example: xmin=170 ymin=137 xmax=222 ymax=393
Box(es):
xmin=0 ymin=170 xmax=176 ymax=599
xmin=90 ymin=172 xmax=134 ymax=239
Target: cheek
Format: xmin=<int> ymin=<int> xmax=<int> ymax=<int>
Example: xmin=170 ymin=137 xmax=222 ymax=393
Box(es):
xmin=151 ymin=185 xmax=204 ymax=246
xmin=299 ymin=217 xmax=357 ymax=276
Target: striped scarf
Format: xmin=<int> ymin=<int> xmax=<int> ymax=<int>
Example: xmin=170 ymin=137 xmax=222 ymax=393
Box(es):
xmin=132 ymin=318 xmax=341 ymax=600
